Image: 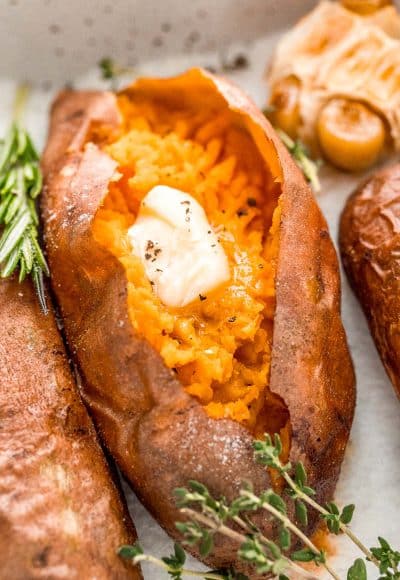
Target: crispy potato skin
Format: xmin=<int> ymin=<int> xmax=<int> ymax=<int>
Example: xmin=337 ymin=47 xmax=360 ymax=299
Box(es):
xmin=0 ymin=277 xmax=141 ymax=579
xmin=41 ymin=69 xmax=355 ymax=570
xmin=340 ymin=163 xmax=400 ymax=396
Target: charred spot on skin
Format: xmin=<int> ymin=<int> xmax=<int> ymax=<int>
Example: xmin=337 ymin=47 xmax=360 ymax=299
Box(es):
xmin=228 ymin=316 xmax=237 ymax=322
xmin=363 ymin=249 xmax=373 ymax=260
xmin=199 ymin=294 xmax=207 ymax=301
xmin=32 ymin=546 xmax=51 ymax=568
xmin=237 ymin=209 xmax=248 ymax=218
xmin=320 ymin=229 xmax=329 ymax=239
xmin=247 ymin=197 xmax=257 ymax=207
xmin=60 ymin=404 xmax=90 ymax=438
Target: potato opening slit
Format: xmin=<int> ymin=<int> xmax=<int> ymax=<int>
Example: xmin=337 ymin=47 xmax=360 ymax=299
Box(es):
xmin=92 ymin=88 xmax=290 ymax=447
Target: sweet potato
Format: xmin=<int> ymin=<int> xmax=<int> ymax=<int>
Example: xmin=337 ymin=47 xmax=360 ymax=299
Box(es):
xmin=340 ymin=162 xmax=400 ymax=397
xmin=0 ymin=277 xmax=141 ymax=579
xmin=41 ymin=68 xmax=355 ymax=570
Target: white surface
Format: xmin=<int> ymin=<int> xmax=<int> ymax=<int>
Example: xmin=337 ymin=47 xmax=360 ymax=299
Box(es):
xmin=1 ymin=1 xmax=400 ymax=578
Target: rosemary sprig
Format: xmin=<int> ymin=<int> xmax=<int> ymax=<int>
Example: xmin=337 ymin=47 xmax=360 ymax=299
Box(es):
xmin=119 ymin=433 xmax=400 ymax=579
xmin=0 ymin=87 xmax=49 ymax=312
xmin=275 ymin=128 xmax=321 ymax=193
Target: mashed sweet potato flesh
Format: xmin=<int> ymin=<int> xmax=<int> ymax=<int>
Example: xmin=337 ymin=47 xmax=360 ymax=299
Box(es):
xmin=93 ymin=94 xmax=288 ymax=437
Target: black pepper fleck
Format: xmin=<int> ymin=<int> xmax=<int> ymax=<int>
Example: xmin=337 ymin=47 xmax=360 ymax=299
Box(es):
xmin=199 ymin=294 xmax=207 ymax=301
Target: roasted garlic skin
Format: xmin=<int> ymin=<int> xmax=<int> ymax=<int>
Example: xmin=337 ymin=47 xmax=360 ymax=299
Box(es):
xmin=269 ymin=75 xmax=300 ymax=139
xmin=267 ymin=1 xmax=400 ymax=171
xmin=317 ymin=98 xmax=386 ymax=172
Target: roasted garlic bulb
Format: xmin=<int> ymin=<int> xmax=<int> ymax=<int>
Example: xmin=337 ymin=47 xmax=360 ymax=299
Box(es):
xmin=341 ymin=0 xmax=392 ymax=16
xmin=267 ymin=1 xmax=400 ymax=171
xmin=317 ymin=99 xmax=386 ymax=171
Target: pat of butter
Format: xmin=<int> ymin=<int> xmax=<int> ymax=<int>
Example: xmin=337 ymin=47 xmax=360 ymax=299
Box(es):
xmin=128 ymin=185 xmax=230 ymax=308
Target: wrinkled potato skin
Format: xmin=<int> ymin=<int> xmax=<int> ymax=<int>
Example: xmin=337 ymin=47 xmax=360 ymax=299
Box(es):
xmin=41 ymin=69 xmax=355 ymax=570
xmin=340 ymin=163 xmax=400 ymax=396
xmin=0 ymin=277 xmax=140 ymax=579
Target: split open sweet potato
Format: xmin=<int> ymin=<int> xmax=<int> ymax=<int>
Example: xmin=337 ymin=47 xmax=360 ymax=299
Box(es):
xmin=41 ymin=68 xmax=355 ymax=570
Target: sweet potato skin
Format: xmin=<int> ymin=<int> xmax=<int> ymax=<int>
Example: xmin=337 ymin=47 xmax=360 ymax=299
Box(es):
xmin=340 ymin=163 xmax=400 ymax=397
xmin=41 ymin=69 xmax=355 ymax=569
xmin=0 ymin=277 xmax=141 ymax=579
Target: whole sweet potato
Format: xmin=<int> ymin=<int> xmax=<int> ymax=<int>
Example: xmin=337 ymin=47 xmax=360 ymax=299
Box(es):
xmin=340 ymin=162 xmax=400 ymax=397
xmin=41 ymin=68 xmax=355 ymax=570
xmin=0 ymin=277 xmax=141 ymax=579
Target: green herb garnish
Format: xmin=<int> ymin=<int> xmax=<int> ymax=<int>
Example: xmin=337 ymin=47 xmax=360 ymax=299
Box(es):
xmin=0 ymin=86 xmax=49 ymax=312
xmin=119 ymin=433 xmax=400 ymax=579
xmin=98 ymin=57 xmax=134 ymax=89
xmin=275 ymin=128 xmax=321 ymax=193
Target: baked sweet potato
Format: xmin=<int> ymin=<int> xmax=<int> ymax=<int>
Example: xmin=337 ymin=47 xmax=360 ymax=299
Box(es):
xmin=41 ymin=68 xmax=355 ymax=570
xmin=0 ymin=276 xmax=141 ymax=579
xmin=340 ymin=162 xmax=400 ymax=397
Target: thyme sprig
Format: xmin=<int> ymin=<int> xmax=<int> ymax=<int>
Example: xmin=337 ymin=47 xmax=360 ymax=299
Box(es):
xmin=99 ymin=57 xmax=135 ymax=89
xmin=0 ymin=86 xmax=49 ymax=312
xmin=253 ymin=434 xmax=376 ymax=566
xmin=119 ymin=542 xmax=226 ymax=579
xmin=119 ymin=434 xmax=400 ymax=579
xmin=275 ymin=128 xmax=321 ymax=193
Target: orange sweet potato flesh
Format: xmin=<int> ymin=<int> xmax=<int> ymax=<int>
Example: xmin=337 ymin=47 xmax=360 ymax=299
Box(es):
xmin=41 ymin=68 xmax=355 ymax=570
xmin=0 ymin=277 xmax=141 ymax=579
xmin=340 ymin=163 xmax=400 ymax=397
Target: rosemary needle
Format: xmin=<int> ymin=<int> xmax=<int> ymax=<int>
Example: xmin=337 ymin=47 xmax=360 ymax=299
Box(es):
xmin=0 ymin=86 xmax=49 ymax=313
xmin=275 ymin=128 xmax=321 ymax=193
